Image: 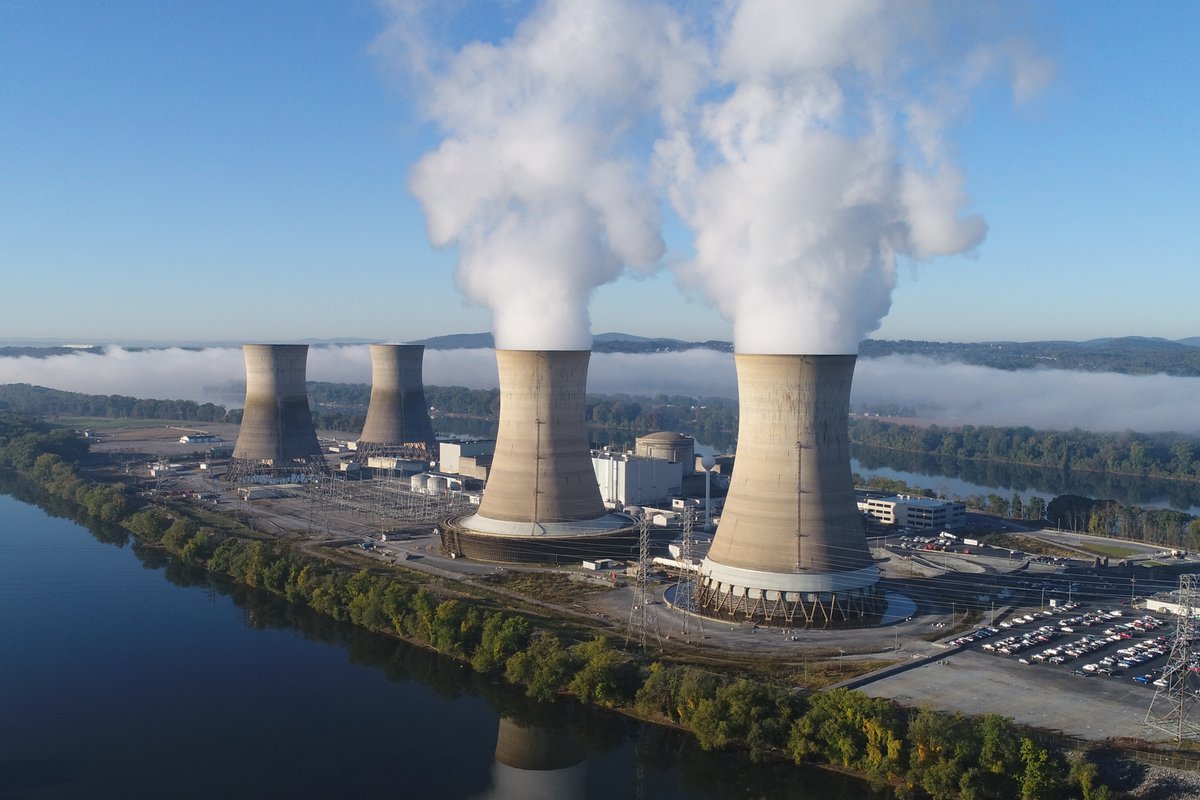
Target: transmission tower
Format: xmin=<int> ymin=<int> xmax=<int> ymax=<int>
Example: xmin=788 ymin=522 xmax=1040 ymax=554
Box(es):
xmin=677 ymin=507 xmax=704 ymax=641
xmin=1145 ymin=574 xmax=1200 ymax=744
xmin=626 ymin=515 xmax=661 ymax=650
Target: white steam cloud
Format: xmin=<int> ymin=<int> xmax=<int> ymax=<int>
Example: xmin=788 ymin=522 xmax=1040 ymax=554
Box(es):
xmin=2 ymin=348 xmax=1197 ymax=435
xmin=656 ymin=0 xmax=1049 ymax=354
xmin=385 ymin=0 xmax=701 ymax=350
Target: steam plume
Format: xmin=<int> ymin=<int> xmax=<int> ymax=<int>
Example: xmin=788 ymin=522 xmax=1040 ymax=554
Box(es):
xmin=384 ymin=0 xmax=700 ymax=350
xmin=656 ymin=0 xmax=1049 ymax=354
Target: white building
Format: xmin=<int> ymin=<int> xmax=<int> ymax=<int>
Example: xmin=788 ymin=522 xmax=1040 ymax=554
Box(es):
xmin=439 ymin=440 xmax=496 ymax=478
xmin=860 ymin=494 xmax=967 ymax=530
xmin=591 ymin=450 xmax=683 ymax=508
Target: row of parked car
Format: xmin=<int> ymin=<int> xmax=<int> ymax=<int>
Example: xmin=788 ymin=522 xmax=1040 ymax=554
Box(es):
xmin=978 ymin=608 xmax=1174 ymax=688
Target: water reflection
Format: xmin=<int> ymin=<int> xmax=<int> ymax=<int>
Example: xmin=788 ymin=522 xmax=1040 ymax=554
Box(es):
xmin=852 ymin=445 xmax=1200 ymax=514
xmin=479 ymin=717 xmax=588 ymax=800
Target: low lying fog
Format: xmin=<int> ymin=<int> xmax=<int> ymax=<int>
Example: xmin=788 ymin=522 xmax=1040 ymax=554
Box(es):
xmin=1 ymin=347 xmax=1196 ymax=435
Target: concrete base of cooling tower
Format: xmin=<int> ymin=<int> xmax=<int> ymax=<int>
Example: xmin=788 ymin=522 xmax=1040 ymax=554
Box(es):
xmin=438 ymin=512 xmax=641 ymax=565
xmin=695 ymin=559 xmax=885 ymax=628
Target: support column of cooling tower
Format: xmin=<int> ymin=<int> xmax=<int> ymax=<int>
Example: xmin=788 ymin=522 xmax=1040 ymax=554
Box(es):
xmin=695 ymin=354 xmax=882 ymax=627
xmin=357 ymin=344 xmax=438 ymax=464
xmin=1145 ymin=575 xmax=1200 ymax=744
xmin=440 ymin=350 xmax=637 ymax=564
xmin=228 ymin=344 xmax=327 ymax=483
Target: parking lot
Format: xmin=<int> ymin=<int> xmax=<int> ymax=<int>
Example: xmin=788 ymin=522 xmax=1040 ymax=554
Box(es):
xmin=860 ymin=602 xmax=1189 ymax=742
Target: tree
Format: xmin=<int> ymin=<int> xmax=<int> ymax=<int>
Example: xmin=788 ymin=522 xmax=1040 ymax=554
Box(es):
xmin=1010 ymin=494 xmax=1024 ymax=520
xmin=1019 ymin=737 xmax=1062 ymax=800
xmin=568 ymin=636 xmax=630 ymax=707
xmin=471 ymin=613 xmax=531 ymax=674
xmin=505 ymin=632 xmax=575 ymax=703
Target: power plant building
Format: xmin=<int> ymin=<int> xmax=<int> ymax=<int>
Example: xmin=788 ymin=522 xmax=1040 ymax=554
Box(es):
xmin=439 ymin=439 xmax=496 ymax=481
xmin=228 ymin=344 xmax=327 ymax=483
xmin=634 ymin=431 xmax=695 ymax=474
xmin=440 ymin=350 xmax=638 ymax=564
xmin=357 ymin=344 xmax=438 ymax=461
xmin=696 ymin=354 xmax=883 ymax=626
xmin=592 ymin=449 xmax=683 ymax=508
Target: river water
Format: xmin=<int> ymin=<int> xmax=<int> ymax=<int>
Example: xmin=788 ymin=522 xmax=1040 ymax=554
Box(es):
xmin=0 ymin=486 xmax=882 ymax=800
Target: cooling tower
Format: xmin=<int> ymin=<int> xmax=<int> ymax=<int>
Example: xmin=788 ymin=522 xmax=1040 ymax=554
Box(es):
xmin=357 ymin=344 xmax=437 ymax=459
xmin=440 ymin=350 xmax=637 ymax=563
xmin=228 ymin=344 xmax=326 ymax=481
xmin=695 ymin=354 xmax=882 ymax=626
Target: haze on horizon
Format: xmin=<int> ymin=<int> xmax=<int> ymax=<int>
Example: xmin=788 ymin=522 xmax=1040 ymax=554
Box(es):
xmin=2 ymin=345 xmax=1199 ymax=437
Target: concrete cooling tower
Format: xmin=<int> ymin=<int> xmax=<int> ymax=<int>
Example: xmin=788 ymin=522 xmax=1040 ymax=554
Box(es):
xmin=357 ymin=344 xmax=438 ymax=460
xmin=695 ymin=354 xmax=882 ymax=626
xmin=440 ymin=350 xmax=637 ymax=563
xmin=228 ymin=344 xmax=326 ymax=482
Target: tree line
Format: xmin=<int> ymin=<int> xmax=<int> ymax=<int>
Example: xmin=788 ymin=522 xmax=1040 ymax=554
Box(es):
xmin=0 ymin=384 xmax=235 ymax=423
xmin=851 ymin=418 xmax=1200 ymax=484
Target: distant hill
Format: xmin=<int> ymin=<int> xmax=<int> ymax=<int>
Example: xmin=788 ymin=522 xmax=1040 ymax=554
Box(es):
xmin=859 ymin=336 xmax=1200 ymax=376
xmin=411 ymin=331 xmax=732 ymax=353
xmin=411 ymin=332 xmax=495 ymax=349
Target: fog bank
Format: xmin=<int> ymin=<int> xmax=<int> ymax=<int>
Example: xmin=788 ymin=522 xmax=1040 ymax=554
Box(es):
xmin=0 ymin=347 xmax=1196 ymax=435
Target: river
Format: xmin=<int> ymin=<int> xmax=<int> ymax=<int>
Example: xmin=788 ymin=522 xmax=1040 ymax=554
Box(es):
xmin=0 ymin=485 xmax=882 ymax=799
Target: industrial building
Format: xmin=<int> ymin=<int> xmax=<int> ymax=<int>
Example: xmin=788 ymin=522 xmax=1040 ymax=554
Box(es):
xmin=591 ymin=449 xmax=683 ymax=508
xmin=228 ymin=344 xmax=327 ymax=482
xmin=357 ymin=344 xmax=438 ymax=461
xmin=860 ymin=494 xmax=967 ymax=530
xmin=439 ymin=350 xmax=639 ymax=563
xmin=695 ymin=354 xmax=883 ymax=627
xmin=439 ymin=439 xmax=495 ymax=481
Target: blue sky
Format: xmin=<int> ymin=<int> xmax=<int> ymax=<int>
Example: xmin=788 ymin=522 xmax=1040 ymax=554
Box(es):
xmin=1 ymin=1 xmax=1196 ymax=345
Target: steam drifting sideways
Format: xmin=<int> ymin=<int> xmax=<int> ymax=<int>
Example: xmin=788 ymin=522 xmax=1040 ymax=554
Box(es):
xmin=656 ymin=0 xmax=1050 ymax=354
xmin=383 ymin=0 xmax=702 ymax=351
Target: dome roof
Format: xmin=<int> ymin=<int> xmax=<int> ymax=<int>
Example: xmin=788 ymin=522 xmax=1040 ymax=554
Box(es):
xmin=636 ymin=431 xmax=692 ymax=443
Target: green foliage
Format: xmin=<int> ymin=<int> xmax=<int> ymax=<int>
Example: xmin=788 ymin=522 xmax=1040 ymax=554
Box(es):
xmin=471 ymin=613 xmax=532 ymax=674
xmin=688 ymin=678 xmax=796 ymax=762
xmin=790 ymin=688 xmax=903 ymax=778
xmin=0 ymin=383 xmax=235 ymax=423
xmin=851 ymin=417 xmax=1200 ymax=485
xmin=568 ymin=636 xmax=634 ymax=708
xmin=1019 ymin=737 xmax=1064 ymax=800
xmin=505 ymin=632 xmax=576 ymax=703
